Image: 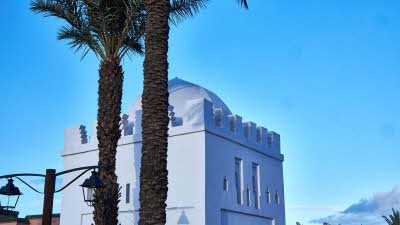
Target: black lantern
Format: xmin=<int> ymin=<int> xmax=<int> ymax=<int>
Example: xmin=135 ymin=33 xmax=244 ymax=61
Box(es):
xmin=0 ymin=178 xmax=22 ymax=211
xmin=80 ymin=171 xmax=104 ymax=206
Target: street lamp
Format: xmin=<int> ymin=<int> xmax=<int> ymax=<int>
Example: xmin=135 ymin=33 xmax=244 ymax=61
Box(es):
xmin=0 ymin=166 xmax=103 ymax=225
xmin=0 ymin=178 xmax=22 ymax=211
xmin=80 ymin=170 xmax=105 ymax=206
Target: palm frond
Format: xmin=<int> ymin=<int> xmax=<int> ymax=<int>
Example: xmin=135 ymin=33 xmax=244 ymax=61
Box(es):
xmin=32 ymin=0 xmax=244 ymax=60
xmin=237 ymin=0 xmax=249 ymax=9
xmin=383 ymin=209 xmax=400 ymax=225
xmin=30 ymin=0 xmax=67 ymax=18
xmin=31 ymin=0 xmax=84 ymax=30
xmin=115 ymin=0 xmax=146 ymax=58
xmin=384 ymin=216 xmax=392 ymax=225
xmin=169 ymin=0 xmax=209 ymax=25
xmin=120 ymin=39 xmax=144 ymax=58
xmin=58 ymin=25 xmax=105 ymax=59
xmin=31 ymin=0 xmax=146 ymax=60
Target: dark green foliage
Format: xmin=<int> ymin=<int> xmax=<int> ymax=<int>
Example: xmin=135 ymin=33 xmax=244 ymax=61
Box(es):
xmin=170 ymin=0 xmax=209 ymax=24
xmin=30 ymin=0 xmax=211 ymax=60
xmin=238 ymin=0 xmax=249 ymax=9
xmin=31 ymin=0 xmax=147 ymax=60
xmin=384 ymin=209 xmax=400 ymax=225
xmin=170 ymin=0 xmax=248 ymax=24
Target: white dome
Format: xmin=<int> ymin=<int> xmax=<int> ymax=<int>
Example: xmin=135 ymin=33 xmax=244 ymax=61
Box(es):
xmin=128 ymin=77 xmax=231 ymax=118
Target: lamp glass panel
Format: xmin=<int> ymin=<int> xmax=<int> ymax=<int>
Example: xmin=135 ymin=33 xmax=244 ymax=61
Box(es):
xmin=0 ymin=195 xmax=19 ymax=210
xmin=86 ymin=187 xmax=94 ymax=202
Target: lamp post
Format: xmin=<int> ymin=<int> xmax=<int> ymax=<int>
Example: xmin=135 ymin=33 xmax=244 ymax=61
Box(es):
xmin=0 ymin=166 xmax=104 ymax=225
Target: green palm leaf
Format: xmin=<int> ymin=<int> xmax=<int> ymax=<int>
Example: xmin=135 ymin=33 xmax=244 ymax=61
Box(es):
xmin=169 ymin=0 xmax=248 ymax=24
xmin=170 ymin=0 xmax=209 ymax=24
xmin=31 ymin=0 xmax=146 ymax=60
xmin=31 ymin=0 xmax=247 ymax=59
xmin=238 ymin=0 xmax=249 ymax=9
xmin=383 ymin=209 xmax=400 ymax=225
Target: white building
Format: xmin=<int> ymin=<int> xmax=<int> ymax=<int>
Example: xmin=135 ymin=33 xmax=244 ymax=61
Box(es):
xmin=60 ymin=78 xmax=286 ymax=225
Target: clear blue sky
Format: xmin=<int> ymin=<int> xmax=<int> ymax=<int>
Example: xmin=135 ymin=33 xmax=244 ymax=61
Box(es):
xmin=1 ymin=1 xmax=399 ymax=225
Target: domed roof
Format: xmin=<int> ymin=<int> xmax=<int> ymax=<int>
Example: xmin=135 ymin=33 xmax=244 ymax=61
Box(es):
xmin=128 ymin=77 xmax=231 ymax=118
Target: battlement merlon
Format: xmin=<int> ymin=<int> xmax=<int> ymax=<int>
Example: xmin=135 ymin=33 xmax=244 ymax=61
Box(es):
xmin=62 ymin=98 xmax=282 ymax=156
xmin=64 ymin=125 xmax=88 ymax=149
xmin=207 ymin=103 xmax=282 ymax=154
xmin=267 ymin=131 xmax=281 ymax=153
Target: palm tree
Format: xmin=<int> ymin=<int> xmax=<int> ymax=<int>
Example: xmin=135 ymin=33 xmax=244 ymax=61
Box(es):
xmin=30 ymin=1 xmax=146 ymax=225
xmin=139 ymin=1 xmax=248 ymax=225
xmin=383 ymin=209 xmax=400 ymax=225
xmin=31 ymin=1 xmax=218 ymax=225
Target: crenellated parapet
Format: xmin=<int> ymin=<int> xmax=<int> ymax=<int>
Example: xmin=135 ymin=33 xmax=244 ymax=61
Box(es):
xmin=63 ymin=98 xmax=282 ymax=159
xmin=210 ymin=103 xmax=281 ymax=155
xmin=64 ymin=125 xmax=88 ymax=148
xmin=121 ymin=114 xmax=134 ymax=136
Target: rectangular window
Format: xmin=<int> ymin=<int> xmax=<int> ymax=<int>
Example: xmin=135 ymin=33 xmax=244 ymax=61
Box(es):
xmin=235 ymin=158 xmax=243 ymax=205
xmin=267 ymin=188 xmax=271 ymax=204
xmin=252 ymin=163 xmax=260 ymax=209
xmin=126 ymin=183 xmax=131 ymax=204
xmin=223 ymin=177 xmax=229 ymax=191
xmin=247 ymin=186 xmax=251 ymax=206
xmin=275 ymin=190 xmax=280 ymax=205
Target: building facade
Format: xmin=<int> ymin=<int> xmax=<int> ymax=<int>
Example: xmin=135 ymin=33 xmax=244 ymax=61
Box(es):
xmin=0 ymin=213 xmax=60 ymax=225
xmin=60 ymin=78 xmax=285 ymax=225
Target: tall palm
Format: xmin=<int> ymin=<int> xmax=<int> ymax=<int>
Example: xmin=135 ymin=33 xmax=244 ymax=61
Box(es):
xmin=31 ymin=1 xmax=219 ymax=225
xmin=383 ymin=209 xmax=400 ymax=225
xmin=139 ymin=1 xmax=248 ymax=225
xmin=30 ymin=1 xmax=146 ymax=225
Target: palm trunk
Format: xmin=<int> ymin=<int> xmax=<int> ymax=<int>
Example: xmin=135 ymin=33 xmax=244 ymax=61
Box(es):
xmin=93 ymin=57 xmax=123 ymax=225
xmin=139 ymin=0 xmax=171 ymax=225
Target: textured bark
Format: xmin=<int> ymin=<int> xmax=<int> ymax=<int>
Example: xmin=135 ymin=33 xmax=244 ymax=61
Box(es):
xmin=139 ymin=0 xmax=170 ymax=225
xmin=93 ymin=57 xmax=123 ymax=225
